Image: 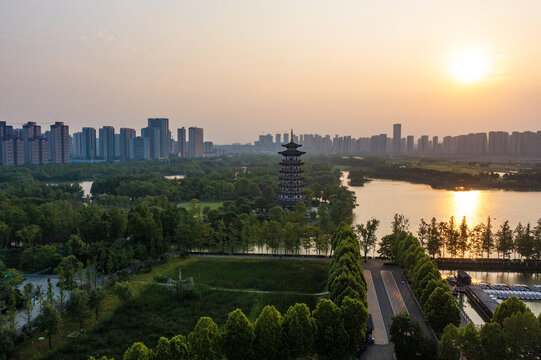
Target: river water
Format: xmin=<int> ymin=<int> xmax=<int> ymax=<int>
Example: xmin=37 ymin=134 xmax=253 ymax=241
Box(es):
xmin=342 ymin=171 xmax=541 ymax=255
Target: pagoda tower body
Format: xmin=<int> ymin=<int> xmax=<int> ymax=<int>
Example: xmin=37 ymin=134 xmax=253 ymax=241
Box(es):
xmin=278 ymin=130 xmax=305 ymax=211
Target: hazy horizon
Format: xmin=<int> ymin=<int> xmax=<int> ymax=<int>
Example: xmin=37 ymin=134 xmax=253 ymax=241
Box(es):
xmin=2 ymin=1 xmax=541 ymax=143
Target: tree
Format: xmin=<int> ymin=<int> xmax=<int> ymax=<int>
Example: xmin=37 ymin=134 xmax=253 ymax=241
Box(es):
xmin=390 ymin=312 xmax=423 ymax=360
xmin=341 ymin=296 xmax=369 ymax=355
xmin=457 ymin=322 xmax=481 ymax=360
xmin=188 ymin=317 xmax=220 ymax=360
xmin=457 ymin=216 xmax=469 ymax=258
xmin=281 ymin=303 xmax=316 ymax=359
xmin=55 ymin=255 xmax=83 ymax=290
xmin=426 ymin=217 xmax=443 ymax=258
xmin=36 ymin=301 xmax=62 ymax=350
xmin=312 ymin=299 xmax=348 ymax=359
xmin=378 ymin=234 xmax=395 ymax=259
xmin=65 ymin=289 xmax=90 ymax=331
xmin=88 ymin=287 xmax=106 ymax=322
xmin=154 ymin=335 xmax=190 ymax=360
xmin=496 ymin=220 xmax=514 ymax=259
xmin=438 ymin=324 xmax=459 ymax=360
xmin=356 ymin=218 xmax=380 ymax=258
xmin=481 ymin=216 xmax=494 ymax=258
xmin=253 ymin=305 xmax=282 ymax=360
xmin=22 ymin=283 xmax=35 ymax=335
xmin=532 ymin=218 xmax=541 ymax=260
xmin=16 ymin=224 xmax=41 ymax=271
xmin=514 ymin=222 xmax=535 ymax=259
xmin=424 ymin=287 xmax=460 ymax=336
xmin=392 ymin=214 xmax=410 ymax=234
xmin=502 ymin=311 xmax=541 ymax=359
xmin=221 ymin=309 xmax=254 ymax=360
xmin=417 ymin=218 xmax=428 ymax=247
xmin=492 ymin=296 xmax=530 ymax=325
xmin=443 ymin=216 xmax=459 ymax=258
xmin=123 ymin=342 xmax=152 ymax=360
xmin=479 ymin=322 xmax=506 ymax=360
xmin=46 ymin=277 xmax=55 ymax=303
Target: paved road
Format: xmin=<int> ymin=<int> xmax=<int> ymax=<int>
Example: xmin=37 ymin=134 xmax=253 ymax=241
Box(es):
xmin=363 ymin=270 xmax=388 ymax=344
xmin=388 ymin=266 xmax=437 ymax=342
xmin=361 ymin=259 xmax=438 ymax=359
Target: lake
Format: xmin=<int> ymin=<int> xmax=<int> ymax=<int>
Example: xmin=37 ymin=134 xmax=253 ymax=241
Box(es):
xmin=342 ymin=171 xmax=541 ymax=256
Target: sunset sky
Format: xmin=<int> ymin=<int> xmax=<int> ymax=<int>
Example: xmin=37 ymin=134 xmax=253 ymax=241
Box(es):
xmin=1 ymin=1 xmax=541 ymax=143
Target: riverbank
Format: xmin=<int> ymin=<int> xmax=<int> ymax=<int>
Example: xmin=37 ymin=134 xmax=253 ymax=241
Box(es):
xmin=436 ymin=258 xmax=541 ymax=273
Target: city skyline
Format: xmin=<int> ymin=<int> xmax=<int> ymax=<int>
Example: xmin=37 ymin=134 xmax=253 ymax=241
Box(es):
xmin=2 ymin=1 xmax=541 ymax=143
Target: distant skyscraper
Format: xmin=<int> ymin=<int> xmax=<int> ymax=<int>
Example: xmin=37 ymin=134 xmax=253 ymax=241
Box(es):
xmin=48 ymin=122 xmax=70 ymax=163
xmin=203 ymin=141 xmax=214 ymax=154
xmin=148 ymin=118 xmax=170 ymax=158
xmin=393 ymin=123 xmax=401 ymax=153
xmin=82 ymin=127 xmax=97 ymax=160
xmin=283 ymin=133 xmax=289 ymax=143
xmin=1 ymin=137 xmax=24 ymax=166
xmin=119 ymin=128 xmax=136 ymax=160
xmin=432 ymin=136 xmax=439 ymax=153
xmin=488 ymin=131 xmax=509 ymax=155
xmin=142 ymin=126 xmax=161 ymax=159
xmin=275 ymin=133 xmax=281 ymax=144
xmin=22 ymin=122 xmax=47 ymax=164
xmin=177 ymin=127 xmax=187 ymax=158
xmin=99 ymin=126 xmax=115 ymax=161
xmin=129 ymin=136 xmax=151 ymax=160
xmin=417 ymin=135 xmax=429 ymax=154
xmin=188 ymin=127 xmax=204 ymax=158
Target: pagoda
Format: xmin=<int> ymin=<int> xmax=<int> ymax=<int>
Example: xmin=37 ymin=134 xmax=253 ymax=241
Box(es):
xmin=278 ymin=130 xmax=305 ymax=211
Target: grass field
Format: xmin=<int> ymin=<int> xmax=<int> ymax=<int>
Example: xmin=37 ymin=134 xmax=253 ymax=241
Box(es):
xmin=27 ymin=256 xmax=329 ymax=360
xmin=179 ymin=201 xmax=223 ymax=210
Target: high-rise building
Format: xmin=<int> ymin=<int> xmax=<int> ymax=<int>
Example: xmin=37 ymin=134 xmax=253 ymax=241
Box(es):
xmin=142 ymin=126 xmax=161 ymax=159
xmin=188 ymin=127 xmax=204 ymax=158
xmin=407 ymin=136 xmax=414 ymax=153
xmin=119 ymin=128 xmax=136 ymax=160
xmin=148 ymin=118 xmax=170 ymax=159
xmin=177 ymin=127 xmax=187 ymax=158
xmin=275 ymin=133 xmax=281 ymax=144
xmin=81 ymin=127 xmax=97 ymax=160
xmin=48 ymin=122 xmax=70 ymax=163
xmin=393 ymin=123 xmax=401 ymax=153
xmin=432 ymin=136 xmax=439 ymax=153
xmin=129 ymin=136 xmax=151 ymax=160
xmin=488 ymin=131 xmax=509 ymax=155
xmin=99 ymin=126 xmax=115 ymax=161
xmin=22 ymin=122 xmax=48 ymax=164
xmin=283 ymin=133 xmax=289 ymax=143
xmin=203 ymin=141 xmax=214 ymax=154
xmin=1 ymin=137 xmax=24 ymax=166
xmin=417 ymin=135 xmax=429 ymax=154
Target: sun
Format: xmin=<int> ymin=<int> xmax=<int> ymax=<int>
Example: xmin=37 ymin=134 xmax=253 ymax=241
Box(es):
xmin=450 ymin=50 xmax=491 ymax=83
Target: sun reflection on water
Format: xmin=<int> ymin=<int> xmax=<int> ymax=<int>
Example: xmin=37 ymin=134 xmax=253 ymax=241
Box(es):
xmin=451 ymin=190 xmax=482 ymax=225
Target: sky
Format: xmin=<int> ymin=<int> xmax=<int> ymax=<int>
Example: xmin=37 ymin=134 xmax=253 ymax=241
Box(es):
xmin=1 ymin=1 xmax=541 ymax=144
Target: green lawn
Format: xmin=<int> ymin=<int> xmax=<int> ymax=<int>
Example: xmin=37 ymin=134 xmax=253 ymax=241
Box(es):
xmin=141 ymin=256 xmax=330 ymax=293
xmin=180 ymin=201 xmax=223 ymax=210
xmin=36 ymin=256 xmax=329 ymax=360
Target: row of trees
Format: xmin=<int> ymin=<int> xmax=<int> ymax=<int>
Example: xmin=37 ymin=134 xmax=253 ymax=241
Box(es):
xmin=438 ymin=297 xmax=541 ymax=360
xmin=390 ymin=230 xmax=461 ymax=336
xmin=417 ymin=216 xmax=541 ymax=260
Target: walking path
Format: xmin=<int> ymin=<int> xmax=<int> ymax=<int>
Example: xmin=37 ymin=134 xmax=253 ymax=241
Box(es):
xmin=381 ymin=270 xmax=408 ymax=315
xmin=129 ymin=280 xmax=329 ymax=296
xmin=363 ymin=270 xmax=388 ymax=344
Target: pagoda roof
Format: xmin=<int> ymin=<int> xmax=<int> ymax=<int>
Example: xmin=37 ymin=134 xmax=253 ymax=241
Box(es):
xmin=278 ymin=143 xmax=305 ymax=156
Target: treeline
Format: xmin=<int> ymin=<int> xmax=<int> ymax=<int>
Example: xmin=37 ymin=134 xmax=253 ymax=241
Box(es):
xmin=438 ymin=297 xmax=541 ymax=360
xmin=337 ymin=155 xmax=541 ymax=190
xmin=95 ymin=224 xmax=369 ymax=360
xmin=416 ymin=216 xmax=541 ymax=260
xmin=390 ymin=231 xmax=461 ymax=336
